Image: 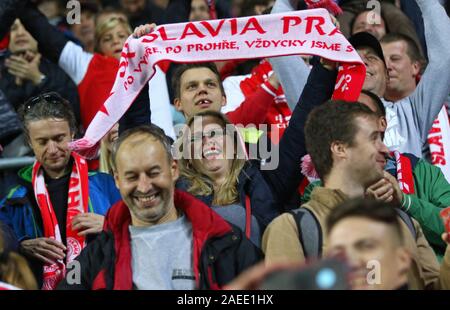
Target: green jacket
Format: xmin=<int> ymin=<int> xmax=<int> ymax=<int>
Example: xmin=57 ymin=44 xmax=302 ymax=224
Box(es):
xmin=302 ymin=157 xmax=450 ymax=261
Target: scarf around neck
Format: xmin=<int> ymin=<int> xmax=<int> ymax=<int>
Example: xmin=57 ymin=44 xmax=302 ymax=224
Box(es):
xmin=31 ymin=152 xmax=89 ymax=290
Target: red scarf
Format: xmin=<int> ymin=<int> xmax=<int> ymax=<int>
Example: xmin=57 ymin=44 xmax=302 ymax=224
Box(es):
xmin=393 ymin=151 xmax=415 ymax=195
xmin=31 ymin=152 xmax=89 ymax=290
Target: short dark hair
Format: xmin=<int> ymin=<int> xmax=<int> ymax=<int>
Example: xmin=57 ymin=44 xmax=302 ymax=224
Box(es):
xmin=380 ymin=32 xmax=427 ymax=73
xmin=327 ymin=198 xmax=405 ymax=245
xmin=172 ymin=62 xmax=225 ymax=100
xmin=360 ymin=89 xmax=385 ymax=117
xmin=112 ymin=124 xmax=173 ymax=170
xmin=18 ymin=92 xmax=77 ymax=139
xmin=304 ymin=101 xmax=376 ymax=181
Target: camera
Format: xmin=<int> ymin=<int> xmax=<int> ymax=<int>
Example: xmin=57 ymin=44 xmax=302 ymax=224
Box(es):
xmin=259 ymin=258 xmax=350 ymax=290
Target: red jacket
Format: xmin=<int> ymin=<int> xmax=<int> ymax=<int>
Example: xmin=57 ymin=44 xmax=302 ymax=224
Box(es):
xmin=58 ymin=190 xmax=262 ymax=290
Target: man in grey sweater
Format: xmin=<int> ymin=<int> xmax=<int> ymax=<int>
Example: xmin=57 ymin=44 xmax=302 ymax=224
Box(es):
xmin=269 ymin=0 xmax=450 ymax=159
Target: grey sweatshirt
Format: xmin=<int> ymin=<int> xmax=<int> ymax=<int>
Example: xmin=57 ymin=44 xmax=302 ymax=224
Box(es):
xmin=269 ymin=0 xmax=450 ymax=158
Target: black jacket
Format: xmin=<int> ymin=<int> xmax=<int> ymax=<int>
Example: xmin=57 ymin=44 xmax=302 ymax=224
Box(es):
xmin=0 ymin=56 xmax=81 ymax=125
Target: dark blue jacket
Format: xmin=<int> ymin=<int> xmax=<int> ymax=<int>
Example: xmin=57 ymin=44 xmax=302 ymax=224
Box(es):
xmin=0 ymin=165 xmax=121 ymax=242
xmin=0 ymin=165 xmax=121 ymax=287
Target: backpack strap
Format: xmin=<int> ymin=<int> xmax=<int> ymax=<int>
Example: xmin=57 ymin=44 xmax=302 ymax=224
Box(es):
xmin=289 ymin=208 xmax=322 ymax=259
xmin=395 ymin=208 xmax=417 ymax=240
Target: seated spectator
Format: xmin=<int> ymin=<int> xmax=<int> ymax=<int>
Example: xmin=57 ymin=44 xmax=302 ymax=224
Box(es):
xmin=262 ymin=101 xmax=442 ymax=289
xmin=58 ymin=124 xmax=262 ymax=290
xmin=0 ymin=92 xmax=121 ymax=289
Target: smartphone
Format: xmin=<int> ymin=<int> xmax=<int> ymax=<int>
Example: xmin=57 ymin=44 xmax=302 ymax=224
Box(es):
xmin=260 ymin=258 xmax=350 ymax=290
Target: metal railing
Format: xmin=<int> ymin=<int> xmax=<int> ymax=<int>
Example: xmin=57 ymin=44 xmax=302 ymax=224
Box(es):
xmin=0 ymin=156 xmax=35 ymax=170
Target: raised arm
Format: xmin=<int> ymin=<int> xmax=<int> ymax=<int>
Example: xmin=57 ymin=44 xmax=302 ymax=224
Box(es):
xmin=261 ymin=59 xmax=338 ymax=210
xmin=406 ymin=0 xmax=450 ymax=143
xmin=19 ymin=1 xmax=92 ymax=84
xmin=267 ymin=0 xmax=311 ymax=110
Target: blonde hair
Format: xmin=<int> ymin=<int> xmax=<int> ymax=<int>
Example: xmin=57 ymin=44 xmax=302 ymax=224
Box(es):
xmin=178 ymin=111 xmax=246 ymax=206
xmin=99 ymin=138 xmax=114 ymax=175
xmin=94 ymin=16 xmax=132 ymax=53
xmin=0 ymin=232 xmax=37 ymax=290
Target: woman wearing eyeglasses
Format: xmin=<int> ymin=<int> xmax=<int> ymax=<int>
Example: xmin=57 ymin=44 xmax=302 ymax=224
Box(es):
xmin=175 ymin=59 xmax=339 ymax=248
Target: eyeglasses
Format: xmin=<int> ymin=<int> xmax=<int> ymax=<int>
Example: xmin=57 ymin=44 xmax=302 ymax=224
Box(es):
xmin=23 ymin=92 xmax=64 ymax=112
xmin=190 ymin=128 xmax=226 ymax=143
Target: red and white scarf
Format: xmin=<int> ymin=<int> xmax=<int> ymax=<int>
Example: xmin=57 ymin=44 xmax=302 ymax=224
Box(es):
xmin=31 ymin=152 xmax=89 ymax=290
xmin=427 ymin=105 xmax=450 ymax=183
xmin=69 ymin=9 xmax=366 ymax=157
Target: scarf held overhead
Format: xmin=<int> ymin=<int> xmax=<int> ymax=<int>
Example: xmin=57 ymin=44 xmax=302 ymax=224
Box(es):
xmin=70 ymin=9 xmax=366 ymax=157
xmin=32 ymin=152 xmax=89 ymax=290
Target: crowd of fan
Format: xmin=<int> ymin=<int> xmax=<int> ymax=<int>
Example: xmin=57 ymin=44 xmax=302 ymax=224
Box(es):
xmin=1 ymin=0 xmax=450 ymax=290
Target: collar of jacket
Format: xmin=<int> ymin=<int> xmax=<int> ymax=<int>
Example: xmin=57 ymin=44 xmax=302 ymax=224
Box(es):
xmin=103 ymin=189 xmax=233 ymax=290
xmin=309 ymin=187 xmax=349 ymax=211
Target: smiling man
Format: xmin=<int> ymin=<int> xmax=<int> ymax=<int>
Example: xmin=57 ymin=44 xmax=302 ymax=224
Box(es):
xmin=172 ymin=62 xmax=279 ymax=127
xmin=262 ymin=101 xmax=442 ymax=289
xmin=380 ymin=33 xmax=425 ymax=103
xmin=57 ymin=125 xmax=262 ymax=290
xmin=0 ymin=92 xmax=120 ymax=289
